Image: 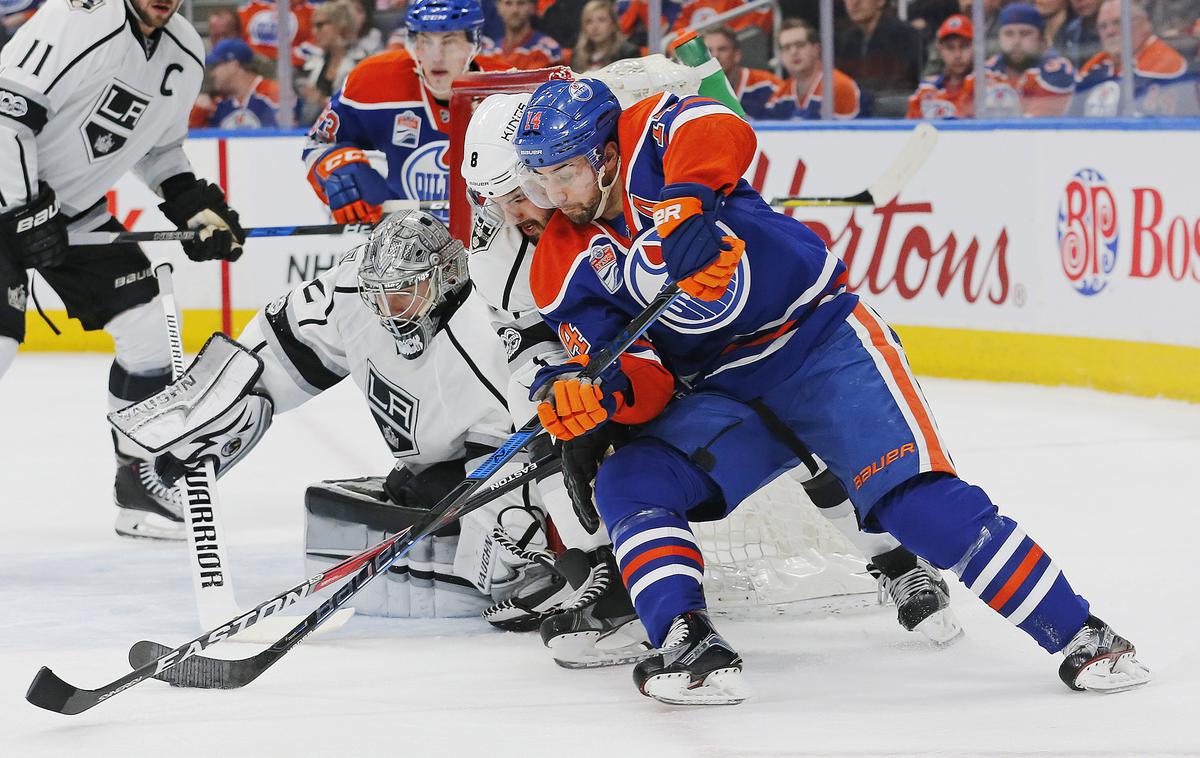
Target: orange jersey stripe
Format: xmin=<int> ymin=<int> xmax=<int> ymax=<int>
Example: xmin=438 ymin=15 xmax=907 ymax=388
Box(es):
xmin=621 ymin=545 xmax=705 ymax=584
xmin=851 ymin=304 xmax=954 ymax=475
xmin=988 ymin=545 xmax=1045 ymax=611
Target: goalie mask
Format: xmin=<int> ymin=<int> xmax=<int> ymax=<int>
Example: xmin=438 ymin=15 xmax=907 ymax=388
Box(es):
xmin=358 ymin=210 xmax=469 ymax=359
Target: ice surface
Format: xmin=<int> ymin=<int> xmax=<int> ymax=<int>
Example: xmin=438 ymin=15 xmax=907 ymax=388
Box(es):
xmin=2 ymin=355 xmax=1197 ymax=756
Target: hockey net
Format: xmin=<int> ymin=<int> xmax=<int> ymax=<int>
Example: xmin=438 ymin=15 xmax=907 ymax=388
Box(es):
xmin=448 ymin=67 xmax=876 ymax=612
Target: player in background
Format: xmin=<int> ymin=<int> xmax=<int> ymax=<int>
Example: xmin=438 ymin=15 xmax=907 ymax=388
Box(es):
xmin=701 ymin=25 xmax=782 ymax=120
xmin=190 ymin=39 xmax=280 ymax=129
xmin=0 ymin=0 xmax=245 ymax=539
xmin=303 ymin=0 xmax=498 ymax=225
xmin=762 ymin=19 xmax=865 ymax=120
xmin=907 ymin=15 xmax=976 ymax=119
xmin=1070 ymin=0 xmax=1198 ymax=117
xmin=979 ymin=3 xmax=1075 ymax=117
xmin=513 ymin=78 xmax=1150 ymax=703
xmin=118 ymin=211 xmax=547 ymax=617
xmin=461 ymin=92 xmax=655 ymax=667
xmin=478 ymin=0 xmax=564 ymax=69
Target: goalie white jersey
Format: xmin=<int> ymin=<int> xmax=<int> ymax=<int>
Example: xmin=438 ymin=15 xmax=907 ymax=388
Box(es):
xmin=238 ymin=248 xmax=514 ymax=467
xmin=0 ymin=0 xmax=203 ymax=215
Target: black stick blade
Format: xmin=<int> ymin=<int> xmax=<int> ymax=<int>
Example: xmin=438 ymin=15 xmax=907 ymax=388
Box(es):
xmin=129 ymin=641 xmax=259 ymax=690
xmin=27 ymin=667 xmax=84 ymax=715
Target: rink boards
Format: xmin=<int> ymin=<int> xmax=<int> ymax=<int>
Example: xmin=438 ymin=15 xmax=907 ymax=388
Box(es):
xmin=19 ymin=119 xmax=1200 ymax=401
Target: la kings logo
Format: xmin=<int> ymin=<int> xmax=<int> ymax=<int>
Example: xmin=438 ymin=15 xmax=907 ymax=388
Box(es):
xmin=7 ymin=284 xmax=26 ymax=311
xmin=366 ymin=360 xmax=419 ymax=456
xmin=81 ymin=80 xmax=151 ymax=162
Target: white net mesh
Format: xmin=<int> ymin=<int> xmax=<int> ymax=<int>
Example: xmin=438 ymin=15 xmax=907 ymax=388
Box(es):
xmin=691 ymin=472 xmax=877 ymax=613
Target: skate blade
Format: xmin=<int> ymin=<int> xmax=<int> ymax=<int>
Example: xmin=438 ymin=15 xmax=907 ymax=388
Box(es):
xmin=1076 ymin=651 xmax=1152 ymax=694
xmin=641 ymin=668 xmax=748 ymax=706
xmin=913 ymin=608 xmax=965 ymax=647
xmin=547 ymin=630 xmax=654 ymax=669
xmin=114 ymin=509 xmax=185 ymax=541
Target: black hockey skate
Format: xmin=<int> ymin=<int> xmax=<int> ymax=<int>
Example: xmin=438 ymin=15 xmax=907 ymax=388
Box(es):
xmin=1058 ymin=615 xmax=1151 ymax=693
xmin=113 ymin=453 xmax=184 ymax=541
xmin=869 ymin=546 xmax=963 ymax=646
xmin=633 ymin=610 xmax=747 ymax=705
xmin=539 ymin=547 xmax=653 ymax=668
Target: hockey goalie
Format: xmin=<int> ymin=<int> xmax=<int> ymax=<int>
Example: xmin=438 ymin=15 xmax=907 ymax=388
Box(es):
xmin=112 ymin=211 xmax=551 ymax=617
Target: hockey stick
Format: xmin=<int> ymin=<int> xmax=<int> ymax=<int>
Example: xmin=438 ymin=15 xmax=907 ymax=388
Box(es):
xmin=153 ymin=263 xmax=354 ymax=642
xmin=96 ymin=283 xmax=684 ymax=696
xmin=25 ymin=451 xmax=562 ymax=714
xmin=767 ymin=123 xmax=938 ymax=208
xmin=67 ymin=200 xmax=449 ymax=246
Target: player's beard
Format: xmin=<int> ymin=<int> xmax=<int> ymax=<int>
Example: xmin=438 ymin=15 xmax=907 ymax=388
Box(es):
xmin=129 ymin=0 xmax=180 ymax=30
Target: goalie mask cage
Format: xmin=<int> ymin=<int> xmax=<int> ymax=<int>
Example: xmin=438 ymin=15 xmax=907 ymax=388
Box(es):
xmin=447 ymin=68 xmax=877 ymax=612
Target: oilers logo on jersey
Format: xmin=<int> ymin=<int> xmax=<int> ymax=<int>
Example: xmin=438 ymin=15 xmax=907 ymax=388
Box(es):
xmin=401 ymin=141 xmax=451 ymax=207
xmin=626 ymin=227 xmax=750 ymax=334
xmin=366 ymin=361 xmax=420 ymax=456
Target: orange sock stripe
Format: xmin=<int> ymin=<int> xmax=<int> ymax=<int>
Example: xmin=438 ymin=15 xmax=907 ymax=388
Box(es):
xmin=621 ymin=545 xmax=705 ymax=585
xmin=851 ymin=304 xmax=954 ymax=475
xmin=988 ymin=545 xmax=1045 ymax=611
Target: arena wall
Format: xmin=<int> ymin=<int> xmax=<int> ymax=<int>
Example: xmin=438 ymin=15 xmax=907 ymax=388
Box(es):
xmin=20 ymin=120 xmax=1200 ymax=401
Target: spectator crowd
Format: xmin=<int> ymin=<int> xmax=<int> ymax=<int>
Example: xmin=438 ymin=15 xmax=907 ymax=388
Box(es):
xmin=0 ymin=0 xmax=1195 ymax=124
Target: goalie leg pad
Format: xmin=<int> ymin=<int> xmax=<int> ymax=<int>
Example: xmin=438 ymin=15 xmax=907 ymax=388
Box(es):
xmin=304 ymin=477 xmax=495 ymax=618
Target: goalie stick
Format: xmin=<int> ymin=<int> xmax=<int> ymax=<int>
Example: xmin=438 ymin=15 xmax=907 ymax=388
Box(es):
xmin=25 ymin=451 xmax=562 ymax=714
xmin=48 ymin=283 xmax=685 ymax=703
xmin=768 ymin=123 xmax=938 ymax=208
xmin=152 ymin=264 xmax=353 ymax=642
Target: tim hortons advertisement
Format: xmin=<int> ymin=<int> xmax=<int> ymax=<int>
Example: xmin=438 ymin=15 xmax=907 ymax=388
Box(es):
xmin=35 ymin=127 xmax=1198 ymax=352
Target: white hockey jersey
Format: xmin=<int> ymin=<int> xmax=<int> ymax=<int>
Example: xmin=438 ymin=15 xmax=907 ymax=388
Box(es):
xmin=237 ymin=248 xmax=514 ymax=468
xmin=0 ymin=0 xmax=203 ymax=215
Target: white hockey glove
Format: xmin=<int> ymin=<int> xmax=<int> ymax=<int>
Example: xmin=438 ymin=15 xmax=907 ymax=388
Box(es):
xmin=108 ymin=333 xmax=273 ymax=484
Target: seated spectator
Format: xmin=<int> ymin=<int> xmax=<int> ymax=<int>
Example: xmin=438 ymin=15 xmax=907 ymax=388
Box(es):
xmin=1036 ymin=0 xmax=1074 ymax=51
xmin=980 ymin=3 xmax=1075 ymax=116
xmin=1063 ymin=0 xmax=1102 ymax=66
xmin=567 ymin=0 xmax=641 ymax=72
xmin=908 ymin=14 xmax=976 ymax=117
xmin=342 ymin=0 xmax=384 ymax=58
xmin=1071 ymin=0 xmax=1199 ymax=116
xmin=298 ymin=0 xmax=365 ymax=124
xmin=616 ymin=0 xmax=682 ymax=44
xmin=836 ymin=0 xmax=923 ymax=114
xmin=240 ymin=0 xmax=320 ymax=66
xmin=479 ymin=0 xmax=565 ymax=68
xmin=208 ymin=8 xmax=244 ymax=49
xmin=540 ymin=0 xmax=591 ymax=52
xmin=703 ymin=24 xmax=782 ymax=118
xmin=763 ymin=18 xmax=865 ymax=119
xmin=192 ymin=39 xmax=280 ymax=129
xmin=673 ymin=0 xmax=773 ymax=38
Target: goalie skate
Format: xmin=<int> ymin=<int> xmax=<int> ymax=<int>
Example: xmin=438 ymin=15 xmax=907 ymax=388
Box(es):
xmin=1059 ymin=615 xmax=1151 ymax=693
xmin=539 ymin=548 xmax=652 ymax=668
xmin=871 ymin=548 xmax=963 ymax=646
xmin=113 ymin=454 xmax=184 ymax=541
xmin=633 ymin=611 xmax=747 ymax=706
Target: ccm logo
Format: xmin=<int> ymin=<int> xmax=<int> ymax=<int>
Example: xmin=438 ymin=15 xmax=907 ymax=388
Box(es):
xmin=15 ymin=201 xmax=59 ymax=233
xmin=318 ymin=148 xmax=367 ymax=176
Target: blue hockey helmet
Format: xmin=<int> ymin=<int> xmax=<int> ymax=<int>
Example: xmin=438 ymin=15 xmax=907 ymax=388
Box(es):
xmin=405 ymin=0 xmax=485 ymax=37
xmin=513 ymin=78 xmax=621 ymax=173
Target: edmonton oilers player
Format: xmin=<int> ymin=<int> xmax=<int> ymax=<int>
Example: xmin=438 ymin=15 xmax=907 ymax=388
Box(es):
xmin=513 ymin=79 xmax=1151 ymax=704
xmin=303 ymin=0 xmax=497 ymax=224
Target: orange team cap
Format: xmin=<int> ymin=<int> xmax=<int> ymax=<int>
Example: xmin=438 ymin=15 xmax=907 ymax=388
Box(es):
xmin=937 ymin=14 xmax=974 ymax=41
xmin=669 ymin=29 xmax=699 ymax=54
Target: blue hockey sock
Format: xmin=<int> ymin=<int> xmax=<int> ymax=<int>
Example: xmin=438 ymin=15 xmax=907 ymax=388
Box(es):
xmin=596 ymin=440 xmax=716 ymax=647
xmin=873 ymin=474 xmax=1089 ymax=653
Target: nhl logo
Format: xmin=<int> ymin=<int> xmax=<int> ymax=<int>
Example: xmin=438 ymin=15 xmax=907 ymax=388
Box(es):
xmin=7 ymin=284 xmax=27 ymax=311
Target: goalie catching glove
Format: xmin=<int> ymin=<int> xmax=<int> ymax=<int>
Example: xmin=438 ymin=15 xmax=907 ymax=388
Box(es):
xmin=158 ymin=174 xmax=246 ymax=262
xmin=107 ymin=333 xmax=273 ymax=484
xmin=652 ymin=182 xmax=745 ymax=302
